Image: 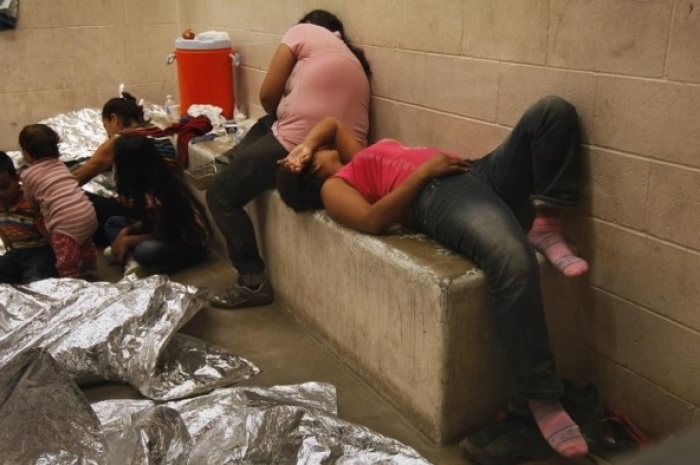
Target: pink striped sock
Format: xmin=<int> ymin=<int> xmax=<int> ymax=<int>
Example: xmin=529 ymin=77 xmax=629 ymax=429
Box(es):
xmin=527 ymin=214 xmax=588 ymax=277
xmin=528 ymin=398 xmax=589 ymax=458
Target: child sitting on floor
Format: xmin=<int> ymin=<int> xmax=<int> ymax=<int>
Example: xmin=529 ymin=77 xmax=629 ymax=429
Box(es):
xmin=19 ymin=124 xmax=98 ymax=278
xmin=104 ymin=134 xmax=211 ymax=277
xmin=0 ymin=151 xmax=58 ymax=283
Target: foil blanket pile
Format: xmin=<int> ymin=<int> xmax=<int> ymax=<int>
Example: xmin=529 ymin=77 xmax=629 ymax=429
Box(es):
xmin=0 ymin=277 xmax=430 ymax=464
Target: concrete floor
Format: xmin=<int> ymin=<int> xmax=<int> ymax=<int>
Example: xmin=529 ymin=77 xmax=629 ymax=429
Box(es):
xmin=83 ymin=251 xmax=595 ymax=465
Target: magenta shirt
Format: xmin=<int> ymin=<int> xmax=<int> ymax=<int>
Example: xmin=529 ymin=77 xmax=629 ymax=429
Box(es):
xmin=334 ymin=140 xmax=442 ymax=203
xmin=272 ymin=24 xmax=370 ymax=151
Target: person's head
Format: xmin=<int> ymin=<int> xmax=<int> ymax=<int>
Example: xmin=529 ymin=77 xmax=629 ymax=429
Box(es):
xmin=113 ymin=133 xmax=211 ymax=239
xmin=113 ymin=133 xmax=167 ymax=196
xmin=299 ymin=9 xmax=344 ymax=34
xmin=101 ymin=91 xmax=146 ymax=136
xmin=277 ymin=164 xmax=325 ymax=212
xmin=298 ymin=9 xmax=372 ymax=77
xmin=277 ymin=148 xmax=346 ymax=211
xmin=18 ymin=124 xmax=60 ymax=164
xmin=0 ymin=151 xmax=20 ymax=209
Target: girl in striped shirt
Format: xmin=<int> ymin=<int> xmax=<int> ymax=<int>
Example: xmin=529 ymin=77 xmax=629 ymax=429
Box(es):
xmin=19 ymin=124 xmax=98 ymax=278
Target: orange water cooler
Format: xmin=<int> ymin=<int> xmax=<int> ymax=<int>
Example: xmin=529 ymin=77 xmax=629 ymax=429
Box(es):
xmin=168 ymin=37 xmax=237 ymax=119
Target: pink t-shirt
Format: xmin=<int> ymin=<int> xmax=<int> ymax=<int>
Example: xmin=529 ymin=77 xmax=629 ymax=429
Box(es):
xmin=334 ymin=140 xmax=442 ymax=203
xmin=21 ymin=158 xmax=97 ymax=244
xmin=272 ymin=23 xmax=370 ymax=151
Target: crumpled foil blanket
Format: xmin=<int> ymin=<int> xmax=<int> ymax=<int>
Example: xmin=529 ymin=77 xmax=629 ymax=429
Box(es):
xmin=0 ymin=275 xmax=259 ymax=401
xmin=0 ymin=349 xmax=431 ymax=464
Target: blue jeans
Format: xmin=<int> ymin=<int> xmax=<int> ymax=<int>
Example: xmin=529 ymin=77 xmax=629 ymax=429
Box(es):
xmin=104 ymin=216 xmax=208 ymax=272
xmin=206 ymin=114 xmax=288 ymax=280
xmin=411 ymin=96 xmax=582 ymax=400
xmin=0 ymin=245 xmax=58 ymax=284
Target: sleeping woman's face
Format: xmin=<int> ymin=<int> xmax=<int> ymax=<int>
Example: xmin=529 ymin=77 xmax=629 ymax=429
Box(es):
xmin=310 ymin=149 xmax=342 ymax=179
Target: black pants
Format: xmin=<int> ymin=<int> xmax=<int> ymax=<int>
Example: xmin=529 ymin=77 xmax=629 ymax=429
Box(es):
xmin=206 ymin=114 xmax=288 ymax=278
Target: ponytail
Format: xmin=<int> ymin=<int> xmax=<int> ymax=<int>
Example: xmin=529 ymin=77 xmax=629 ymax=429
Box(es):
xmin=101 ymin=91 xmax=147 ymax=126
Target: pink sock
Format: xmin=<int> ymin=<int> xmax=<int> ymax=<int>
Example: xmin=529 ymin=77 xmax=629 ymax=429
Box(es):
xmin=528 ymin=398 xmax=589 ymax=458
xmin=527 ymin=214 xmax=588 ymax=277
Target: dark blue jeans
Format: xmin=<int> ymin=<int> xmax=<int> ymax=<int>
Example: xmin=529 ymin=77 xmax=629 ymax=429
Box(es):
xmin=411 ymin=96 xmax=582 ymax=400
xmin=0 ymin=245 xmax=58 ymax=284
xmin=104 ymin=216 xmax=208 ymax=272
xmin=206 ymin=114 xmax=288 ymax=279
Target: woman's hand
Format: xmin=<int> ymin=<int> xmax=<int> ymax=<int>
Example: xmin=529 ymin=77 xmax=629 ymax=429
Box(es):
xmin=111 ymin=223 xmax=148 ymax=263
xmin=278 ymin=144 xmax=314 ymax=173
xmin=418 ymin=154 xmax=471 ymax=179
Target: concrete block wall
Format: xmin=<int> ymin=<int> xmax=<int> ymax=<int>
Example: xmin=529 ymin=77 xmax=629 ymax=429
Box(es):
xmin=2 ymin=0 xmax=699 ymax=441
xmin=0 ymin=0 xmax=180 ymax=151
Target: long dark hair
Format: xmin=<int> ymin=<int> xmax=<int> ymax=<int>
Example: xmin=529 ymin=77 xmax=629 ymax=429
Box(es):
xmin=102 ymin=92 xmax=147 ymax=126
xmin=299 ymin=9 xmax=372 ymax=78
xmin=18 ymin=124 xmax=60 ymax=160
xmin=0 ymin=151 xmax=17 ymax=177
xmin=113 ymin=134 xmax=210 ymax=241
xmin=276 ymin=165 xmax=325 ymax=212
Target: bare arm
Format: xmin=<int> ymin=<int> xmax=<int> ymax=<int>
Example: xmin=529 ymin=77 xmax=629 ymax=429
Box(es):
xmin=110 ymin=223 xmax=152 ymax=263
xmin=321 ymin=155 xmax=469 ymax=235
xmin=72 ymin=136 xmax=118 ymax=185
xmin=279 ymin=117 xmax=365 ymax=173
xmin=259 ymin=44 xmax=296 ymax=114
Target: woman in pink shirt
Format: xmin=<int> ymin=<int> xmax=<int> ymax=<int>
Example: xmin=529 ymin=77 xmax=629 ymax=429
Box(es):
xmin=277 ymin=96 xmax=590 ymax=461
xmin=207 ymin=10 xmax=371 ymax=309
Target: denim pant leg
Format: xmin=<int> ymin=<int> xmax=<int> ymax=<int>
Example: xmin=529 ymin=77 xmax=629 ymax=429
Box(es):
xmin=474 ymin=95 xmax=583 ymax=229
xmin=87 ymin=192 xmax=129 ymax=247
xmin=0 ymin=247 xmax=54 ymax=283
xmin=20 ymin=246 xmax=59 ymax=282
xmin=412 ymin=172 xmax=564 ymax=400
xmin=0 ymin=252 xmax=22 ymax=283
xmin=131 ymin=238 xmax=207 ymax=272
xmin=206 ymin=117 xmax=288 ymax=278
xmin=104 ymin=216 xmax=132 ymax=245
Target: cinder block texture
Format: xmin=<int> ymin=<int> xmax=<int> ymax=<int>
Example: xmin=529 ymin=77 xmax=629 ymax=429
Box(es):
xmin=647 ymin=164 xmax=700 ymax=250
xmin=461 ymin=0 xmax=549 ymax=64
xmin=667 ymin=1 xmax=700 ymax=83
xmin=583 ymin=148 xmax=650 ymax=230
xmin=548 ymin=0 xmax=672 ymax=76
xmin=586 ymin=351 xmax=695 ymax=438
xmin=593 ymin=77 xmax=700 ymax=167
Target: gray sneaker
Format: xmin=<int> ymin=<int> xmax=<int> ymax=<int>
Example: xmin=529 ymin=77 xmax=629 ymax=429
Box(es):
xmin=208 ymin=280 xmax=274 ymax=309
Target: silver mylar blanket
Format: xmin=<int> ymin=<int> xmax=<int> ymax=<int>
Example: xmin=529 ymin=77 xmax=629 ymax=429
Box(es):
xmin=0 ymin=349 xmax=431 ymax=464
xmin=0 ymin=275 xmax=259 ymax=400
xmin=6 ymin=104 xmax=169 ymax=199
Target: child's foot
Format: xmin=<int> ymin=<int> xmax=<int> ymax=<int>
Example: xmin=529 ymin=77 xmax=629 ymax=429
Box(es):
xmin=527 ymin=214 xmax=588 ymax=277
xmin=102 ymin=246 xmax=120 ymax=265
xmin=528 ymin=398 xmax=589 ymax=458
xmin=123 ymin=257 xmax=143 ymax=277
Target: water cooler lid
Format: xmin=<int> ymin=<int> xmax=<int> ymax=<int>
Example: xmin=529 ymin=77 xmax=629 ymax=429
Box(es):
xmin=175 ymin=37 xmax=231 ymax=50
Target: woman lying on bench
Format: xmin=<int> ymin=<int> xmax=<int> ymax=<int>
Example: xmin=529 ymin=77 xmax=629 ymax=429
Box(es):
xmin=276 ymin=95 xmax=589 ymax=459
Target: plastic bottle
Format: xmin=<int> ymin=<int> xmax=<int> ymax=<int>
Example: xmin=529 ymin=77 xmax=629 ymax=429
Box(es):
xmin=164 ymin=94 xmax=177 ymax=121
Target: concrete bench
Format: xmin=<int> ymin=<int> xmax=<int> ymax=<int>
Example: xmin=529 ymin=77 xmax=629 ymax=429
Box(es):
xmin=245 ymin=190 xmax=517 ymax=444
xmin=187 ymin=143 xmax=578 ymax=445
